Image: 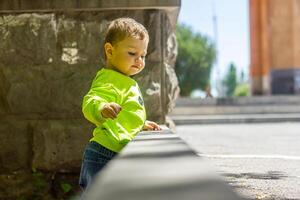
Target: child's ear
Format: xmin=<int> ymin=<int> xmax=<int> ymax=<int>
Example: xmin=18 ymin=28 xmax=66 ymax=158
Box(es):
xmin=104 ymin=42 xmax=113 ymax=59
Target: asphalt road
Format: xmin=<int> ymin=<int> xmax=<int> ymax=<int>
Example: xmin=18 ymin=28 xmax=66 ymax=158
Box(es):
xmin=176 ymin=122 xmax=300 ymax=200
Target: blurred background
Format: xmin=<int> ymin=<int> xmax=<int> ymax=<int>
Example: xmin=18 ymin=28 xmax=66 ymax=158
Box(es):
xmin=177 ymin=0 xmax=250 ymax=98
xmin=176 ymin=0 xmax=300 ymax=98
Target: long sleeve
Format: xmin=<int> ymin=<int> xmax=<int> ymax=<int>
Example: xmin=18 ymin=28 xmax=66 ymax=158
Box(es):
xmin=82 ymin=82 xmax=119 ymax=126
xmin=82 ymin=68 xmax=146 ymax=153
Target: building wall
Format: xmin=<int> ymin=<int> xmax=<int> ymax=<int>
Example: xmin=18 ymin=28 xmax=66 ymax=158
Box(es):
xmin=250 ymin=0 xmax=300 ymax=95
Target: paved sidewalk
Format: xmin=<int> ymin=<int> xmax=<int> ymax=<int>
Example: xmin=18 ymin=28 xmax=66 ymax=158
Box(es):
xmin=176 ymin=123 xmax=300 ymax=199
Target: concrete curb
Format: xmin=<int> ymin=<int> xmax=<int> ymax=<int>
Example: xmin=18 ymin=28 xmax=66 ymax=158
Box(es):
xmin=171 ymin=113 xmax=300 ymax=125
xmin=83 ymin=128 xmax=244 ymax=200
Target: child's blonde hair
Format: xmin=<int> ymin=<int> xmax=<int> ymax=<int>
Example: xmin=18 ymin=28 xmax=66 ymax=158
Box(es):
xmin=104 ymin=18 xmax=149 ymax=46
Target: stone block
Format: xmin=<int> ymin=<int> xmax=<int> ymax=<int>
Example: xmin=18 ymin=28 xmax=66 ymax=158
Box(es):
xmin=0 ymin=171 xmax=36 ymax=199
xmin=56 ymin=14 xmax=104 ymax=65
xmin=0 ymin=14 xmax=57 ymax=65
xmin=0 ymin=65 xmax=10 ymax=115
xmin=2 ymin=64 xmax=97 ymax=115
xmin=165 ymin=32 xmax=180 ymax=114
xmin=0 ymin=120 xmax=31 ymax=172
xmin=135 ymin=61 xmax=163 ymax=122
xmin=0 ymin=0 xmax=181 ymax=11
xmin=32 ymin=119 xmax=92 ymax=171
xmin=165 ymin=64 xmax=180 ymax=114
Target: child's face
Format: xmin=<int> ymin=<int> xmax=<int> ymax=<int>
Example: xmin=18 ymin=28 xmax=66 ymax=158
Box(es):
xmin=105 ymin=37 xmax=148 ymax=76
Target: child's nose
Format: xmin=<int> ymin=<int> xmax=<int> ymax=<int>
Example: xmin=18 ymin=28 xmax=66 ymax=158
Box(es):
xmin=135 ymin=57 xmax=143 ymax=66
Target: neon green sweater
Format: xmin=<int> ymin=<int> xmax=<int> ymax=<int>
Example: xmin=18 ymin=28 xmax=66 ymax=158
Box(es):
xmin=82 ymin=68 xmax=146 ymax=153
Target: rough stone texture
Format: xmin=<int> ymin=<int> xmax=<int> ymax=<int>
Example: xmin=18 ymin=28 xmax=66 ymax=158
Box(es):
xmin=0 ymin=120 xmax=31 ymax=172
xmin=1 ymin=63 xmax=96 ymax=115
xmin=32 ymin=119 xmax=93 ymax=172
xmin=0 ymin=0 xmax=180 ymax=11
xmin=0 ymin=170 xmax=37 ymax=199
xmin=0 ymin=11 xmax=179 ymax=121
xmin=0 ymin=4 xmax=180 ymax=200
xmin=0 ymin=170 xmax=81 ymax=200
xmin=165 ymin=32 xmax=180 ymax=114
xmin=0 ymin=4 xmax=179 ymax=177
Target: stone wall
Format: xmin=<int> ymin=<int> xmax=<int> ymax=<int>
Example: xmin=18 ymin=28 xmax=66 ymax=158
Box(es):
xmin=0 ymin=1 xmax=180 ymax=198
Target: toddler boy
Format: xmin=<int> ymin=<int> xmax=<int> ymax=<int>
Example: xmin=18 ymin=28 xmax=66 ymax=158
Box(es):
xmin=79 ymin=17 xmax=161 ymax=190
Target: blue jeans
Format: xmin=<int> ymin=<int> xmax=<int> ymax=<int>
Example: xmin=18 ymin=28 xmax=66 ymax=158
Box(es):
xmin=79 ymin=141 xmax=117 ymax=190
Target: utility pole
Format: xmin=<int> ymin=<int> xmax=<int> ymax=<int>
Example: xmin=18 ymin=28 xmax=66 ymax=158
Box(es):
xmin=212 ymin=0 xmax=222 ymax=96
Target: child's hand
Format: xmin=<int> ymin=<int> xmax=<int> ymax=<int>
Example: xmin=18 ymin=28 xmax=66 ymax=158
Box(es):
xmin=101 ymin=102 xmax=122 ymax=119
xmin=143 ymin=120 xmax=161 ymax=131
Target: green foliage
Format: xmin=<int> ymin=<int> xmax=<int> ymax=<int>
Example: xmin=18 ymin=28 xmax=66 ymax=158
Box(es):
xmin=16 ymin=169 xmax=49 ymax=200
xmin=17 ymin=196 xmax=28 ymax=200
xmin=175 ymin=23 xmax=216 ymax=96
xmin=60 ymin=182 xmax=72 ymax=193
xmin=234 ymin=83 xmax=250 ymax=97
xmin=32 ymin=170 xmax=48 ymax=191
xmin=16 ymin=169 xmax=79 ymax=200
xmin=224 ymin=62 xmax=238 ymax=97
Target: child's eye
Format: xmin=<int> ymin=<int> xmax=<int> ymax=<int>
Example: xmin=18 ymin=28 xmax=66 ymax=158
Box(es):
xmin=141 ymin=55 xmax=146 ymax=59
xmin=128 ymin=52 xmax=136 ymax=56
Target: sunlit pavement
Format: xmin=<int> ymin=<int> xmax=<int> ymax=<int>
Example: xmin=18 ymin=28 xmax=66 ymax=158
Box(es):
xmin=176 ymin=123 xmax=300 ymax=199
